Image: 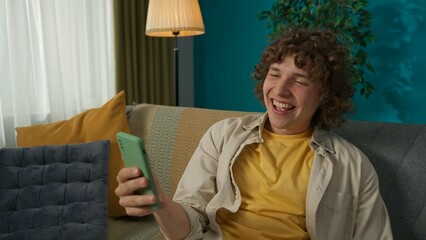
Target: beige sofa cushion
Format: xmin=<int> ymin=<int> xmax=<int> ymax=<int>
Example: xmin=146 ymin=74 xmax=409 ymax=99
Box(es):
xmin=109 ymin=104 xmax=256 ymax=239
xmin=129 ymin=104 xmax=255 ymax=198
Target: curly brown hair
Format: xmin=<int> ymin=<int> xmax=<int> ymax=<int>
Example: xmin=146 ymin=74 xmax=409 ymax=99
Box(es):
xmin=253 ymin=27 xmax=354 ymax=130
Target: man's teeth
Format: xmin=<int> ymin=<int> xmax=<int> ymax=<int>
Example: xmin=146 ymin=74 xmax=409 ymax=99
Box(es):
xmin=273 ymin=99 xmax=293 ymax=110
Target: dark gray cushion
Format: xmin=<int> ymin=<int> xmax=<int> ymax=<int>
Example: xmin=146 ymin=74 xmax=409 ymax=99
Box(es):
xmin=333 ymin=120 xmax=426 ymax=240
xmin=0 ymin=140 xmax=109 ymax=240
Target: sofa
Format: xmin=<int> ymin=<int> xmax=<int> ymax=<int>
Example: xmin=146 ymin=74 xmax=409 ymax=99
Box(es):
xmin=108 ymin=103 xmax=426 ymax=240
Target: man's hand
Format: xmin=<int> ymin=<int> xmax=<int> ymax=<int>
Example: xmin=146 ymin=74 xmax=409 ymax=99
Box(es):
xmin=115 ymin=167 xmax=190 ymax=239
xmin=115 ymin=167 xmax=168 ymax=216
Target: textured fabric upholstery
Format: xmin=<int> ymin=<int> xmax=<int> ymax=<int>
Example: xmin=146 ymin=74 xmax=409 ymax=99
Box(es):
xmin=0 ymin=140 xmax=109 ymax=240
xmin=109 ymin=104 xmax=426 ymax=240
xmin=109 ymin=104 xmax=252 ymax=240
xmin=333 ymin=121 xmax=426 ymax=240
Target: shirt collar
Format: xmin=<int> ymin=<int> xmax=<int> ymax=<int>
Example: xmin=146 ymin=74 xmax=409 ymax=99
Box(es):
xmin=311 ymin=126 xmax=335 ymax=154
xmin=242 ymin=112 xmax=335 ymax=154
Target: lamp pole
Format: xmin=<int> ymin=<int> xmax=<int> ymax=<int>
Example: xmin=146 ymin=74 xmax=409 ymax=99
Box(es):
xmin=173 ymin=31 xmax=179 ymax=106
xmin=145 ymin=0 xmax=205 ymax=106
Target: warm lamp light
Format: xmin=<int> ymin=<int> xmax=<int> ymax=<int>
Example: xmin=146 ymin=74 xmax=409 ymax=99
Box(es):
xmin=146 ymin=0 xmax=205 ymax=37
xmin=145 ymin=0 xmax=205 ymax=106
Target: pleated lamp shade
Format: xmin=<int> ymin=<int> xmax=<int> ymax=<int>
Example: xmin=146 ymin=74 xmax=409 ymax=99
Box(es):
xmin=145 ymin=0 xmax=205 ymax=37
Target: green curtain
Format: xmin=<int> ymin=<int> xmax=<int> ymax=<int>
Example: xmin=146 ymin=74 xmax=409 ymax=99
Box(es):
xmin=113 ymin=0 xmax=175 ymax=105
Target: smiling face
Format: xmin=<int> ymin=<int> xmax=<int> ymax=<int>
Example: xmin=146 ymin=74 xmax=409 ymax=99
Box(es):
xmin=263 ymin=56 xmax=320 ymax=135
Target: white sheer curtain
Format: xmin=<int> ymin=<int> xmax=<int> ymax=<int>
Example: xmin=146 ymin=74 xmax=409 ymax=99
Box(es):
xmin=0 ymin=0 xmax=116 ymax=148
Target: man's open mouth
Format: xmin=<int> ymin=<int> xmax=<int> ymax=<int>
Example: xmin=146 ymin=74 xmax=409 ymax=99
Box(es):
xmin=273 ymin=99 xmax=295 ymax=111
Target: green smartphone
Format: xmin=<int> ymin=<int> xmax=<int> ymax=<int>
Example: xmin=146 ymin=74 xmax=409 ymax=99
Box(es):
xmin=116 ymin=132 xmax=160 ymax=210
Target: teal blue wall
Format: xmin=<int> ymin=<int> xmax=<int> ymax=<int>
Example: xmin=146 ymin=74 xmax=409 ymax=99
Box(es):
xmin=194 ymin=0 xmax=273 ymax=112
xmin=194 ymin=0 xmax=426 ymax=124
xmin=350 ymin=1 xmax=426 ymax=123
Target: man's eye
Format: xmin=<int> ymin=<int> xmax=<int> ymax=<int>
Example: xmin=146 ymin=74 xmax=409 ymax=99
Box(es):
xmin=295 ymin=79 xmax=309 ymax=85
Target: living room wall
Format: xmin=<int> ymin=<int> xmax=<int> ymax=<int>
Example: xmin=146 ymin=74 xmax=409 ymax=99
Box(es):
xmin=194 ymin=0 xmax=426 ymax=124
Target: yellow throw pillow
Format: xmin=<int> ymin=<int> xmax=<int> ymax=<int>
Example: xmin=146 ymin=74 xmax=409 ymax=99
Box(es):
xmin=16 ymin=91 xmax=129 ymax=217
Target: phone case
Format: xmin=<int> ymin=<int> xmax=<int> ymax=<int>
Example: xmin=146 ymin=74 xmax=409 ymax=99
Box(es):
xmin=116 ymin=132 xmax=160 ymax=210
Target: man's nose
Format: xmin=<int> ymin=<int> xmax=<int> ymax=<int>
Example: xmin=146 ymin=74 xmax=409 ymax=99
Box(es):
xmin=276 ymin=78 xmax=292 ymax=96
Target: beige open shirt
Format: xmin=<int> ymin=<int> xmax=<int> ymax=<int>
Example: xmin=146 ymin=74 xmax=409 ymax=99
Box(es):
xmin=172 ymin=113 xmax=393 ymax=240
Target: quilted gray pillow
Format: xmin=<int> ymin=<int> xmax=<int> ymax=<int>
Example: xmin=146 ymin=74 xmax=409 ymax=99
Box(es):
xmin=0 ymin=140 xmax=109 ymax=240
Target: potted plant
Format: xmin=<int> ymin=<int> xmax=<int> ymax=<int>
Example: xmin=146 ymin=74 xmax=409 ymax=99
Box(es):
xmin=259 ymin=0 xmax=375 ymax=97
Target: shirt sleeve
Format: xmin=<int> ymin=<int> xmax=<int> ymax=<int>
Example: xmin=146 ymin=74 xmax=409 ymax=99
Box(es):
xmin=172 ymin=120 xmax=225 ymax=239
xmin=353 ymin=152 xmax=394 ymax=240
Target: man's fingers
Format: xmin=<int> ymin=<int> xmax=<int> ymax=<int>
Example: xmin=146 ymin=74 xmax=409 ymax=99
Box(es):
xmin=115 ymin=175 xmax=149 ymax=197
xmin=119 ymin=195 xmax=157 ymax=207
xmin=124 ymin=206 xmax=154 ymax=217
xmin=116 ymin=167 xmax=141 ymax=184
xmin=115 ymin=167 xmax=166 ymax=217
xmin=119 ymin=195 xmax=158 ymax=217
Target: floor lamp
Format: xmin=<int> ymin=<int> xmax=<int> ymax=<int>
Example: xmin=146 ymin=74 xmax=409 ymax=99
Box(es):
xmin=145 ymin=0 xmax=205 ymax=106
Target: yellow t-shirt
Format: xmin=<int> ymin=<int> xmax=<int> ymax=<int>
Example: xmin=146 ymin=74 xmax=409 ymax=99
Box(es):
xmin=216 ymin=127 xmax=314 ymax=239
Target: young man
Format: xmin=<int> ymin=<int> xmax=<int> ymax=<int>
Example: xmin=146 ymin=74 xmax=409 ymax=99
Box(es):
xmin=115 ymin=28 xmax=393 ymax=239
